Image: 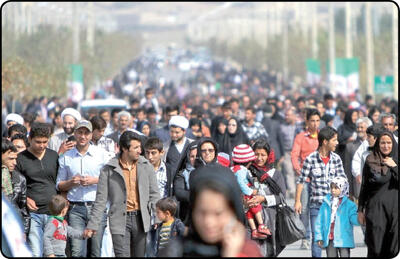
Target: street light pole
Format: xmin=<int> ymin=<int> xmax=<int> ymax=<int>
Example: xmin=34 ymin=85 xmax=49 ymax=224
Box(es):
xmin=366 ymin=2 xmax=374 ymax=97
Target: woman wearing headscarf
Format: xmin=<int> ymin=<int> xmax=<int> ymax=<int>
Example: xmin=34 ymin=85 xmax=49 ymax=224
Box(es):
xmin=336 ymin=108 xmax=359 ymax=159
xmin=211 ymin=117 xmax=229 ymax=154
xmin=224 ymin=117 xmax=250 ymax=155
xmin=160 ymin=165 xmax=262 ymax=257
xmin=193 ymin=137 xmax=219 ymax=169
xmin=357 ymin=131 xmax=398 ymax=257
xmin=245 ymin=138 xmax=287 ymax=256
xmin=136 ymin=120 xmax=151 ymax=137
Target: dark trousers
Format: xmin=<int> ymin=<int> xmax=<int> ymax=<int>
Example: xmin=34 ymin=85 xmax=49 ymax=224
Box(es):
xmin=326 ymin=240 xmax=350 ymax=257
xmin=111 ymin=212 xmax=146 ymax=257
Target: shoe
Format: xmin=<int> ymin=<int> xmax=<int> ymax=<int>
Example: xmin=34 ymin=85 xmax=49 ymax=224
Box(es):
xmin=300 ymin=239 xmax=310 ymax=250
xmin=251 ymin=229 xmax=268 ymax=240
xmin=257 ymin=224 xmax=272 ymax=235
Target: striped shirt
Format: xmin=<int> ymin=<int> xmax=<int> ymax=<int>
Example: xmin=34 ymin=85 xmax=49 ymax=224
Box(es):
xmin=158 ymin=219 xmax=174 ymax=250
xmin=297 ymin=151 xmax=346 ymax=205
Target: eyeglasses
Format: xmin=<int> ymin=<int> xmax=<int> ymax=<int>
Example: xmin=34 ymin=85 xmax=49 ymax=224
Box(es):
xmin=228 ymin=124 xmax=237 ymax=126
xmin=201 ymin=149 xmax=215 ymax=153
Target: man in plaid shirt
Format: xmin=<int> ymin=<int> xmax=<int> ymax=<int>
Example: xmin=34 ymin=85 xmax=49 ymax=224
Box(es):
xmin=294 ymin=126 xmax=346 ymax=257
xmin=241 ymin=106 xmax=268 ymax=144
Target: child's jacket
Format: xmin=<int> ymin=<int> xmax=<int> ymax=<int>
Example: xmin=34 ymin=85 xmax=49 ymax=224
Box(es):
xmin=314 ymin=194 xmax=360 ymax=248
xmin=43 ymin=216 xmax=84 ymax=256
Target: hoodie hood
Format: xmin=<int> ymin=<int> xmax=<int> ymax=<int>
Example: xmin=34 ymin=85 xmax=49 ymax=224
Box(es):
xmin=194 ymin=137 xmax=219 ymax=168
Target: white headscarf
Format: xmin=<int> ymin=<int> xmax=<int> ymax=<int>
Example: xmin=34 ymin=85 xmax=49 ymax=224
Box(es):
xmin=330 ymin=176 xmax=349 ymax=224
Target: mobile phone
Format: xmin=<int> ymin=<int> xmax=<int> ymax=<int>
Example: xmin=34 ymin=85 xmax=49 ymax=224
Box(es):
xmin=67 ymin=135 xmax=76 ymax=142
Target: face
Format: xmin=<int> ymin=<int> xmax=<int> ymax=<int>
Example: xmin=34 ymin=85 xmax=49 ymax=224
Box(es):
xmin=222 ymin=108 xmax=232 ymax=120
xmin=63 ymin=115 xmax=77 ymax=135
xmin=118 ymin=115 xmax=130 ymax=131
xmin=356 ymin=122 xmax=368 ymax=139
xmin=254 ymin=148 xmax=268 ymax=167
xmin=156 ymin=208 xmax=170 ymax=222
xmin=227 ymin=119 xmax=238 ymax=134
xmin=324 ymin=133 xmax=338 ymax=152
xmin=200 ymin=142 xmax=216 ymax=164
xmin=244 ymin=110 xmax=255 ymax=123
xmin=124 ymin=139 xmax=142 ymax=161
xmin=29 ymin=136 xmax=49 ymax=154
xmin=189 ymin=148 xmax=197 ymax=166
xmin=351 ymin=111 xmax=359 ymax=124
xmin=112 ymin=113 xmax=119 ymax=126
xmin=100 ymin=111 xmax=110 ymax=123
xmin=317 ymin=103 xmax=325 ymax=116
xmin=6 ymin=121 xmax=17 ymax=128
xmin=326 ymin=99 xmax=334 ymax=109
xmin=230 ymin=101 xmax=239 ymax=111
xmin=74 ymin=127 xmax=92 ymax=148
xmin=243 ymin=96 xmax=250 ymax=107
xmin=285 ymin=109 xmax=295 ymax=124
xmin=54 ymin=115 xmax=63 ymax=127
xmin=307 ymin=115 xmax=320 ymax=132
xmin=379 ymin=135 xmax=392 ymax=156
xmin=145 ymin=148 xmax=163 ymax=166
xmin=137 ymin=111 xmax=146 ymax=122
xmin=330 ymin=183 xmax=341 ymax=197
xmin=366 ymin=134 xmax=377 ymax=147
xmin=12 ymin=139 xmax=27 ymax=153
xmin=170 ymin=126 xmax=185 ymax=142
xmin=192 ymin=189 xmax=236 ymax=244
xmin=166 ymin=110 xmax=178 ymax=122
xmin=191 ymin=124 xmax=201 ymax=134
xmin=381 ymin=117 xmax=395 ymax=132
xmin=371 ymin=111 xmax=380 ymax=124
xmin=184 ymin=108 xmax=192 ymax=119
xmin=92 ymin=128 xmax=105 ymax=142
xmin=1 ymin=150 xmax=18 ymax=171
xmin=141 ymin=124 xmax=150 ymax=136
xmin=217 ymin=122 xmax=226 ymax=134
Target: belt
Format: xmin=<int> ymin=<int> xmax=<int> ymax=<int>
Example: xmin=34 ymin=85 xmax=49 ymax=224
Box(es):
xmin=69 ymin=201 xmax=94 ymax=206
xmin=126 ymin=210 xmax=140 ymax=215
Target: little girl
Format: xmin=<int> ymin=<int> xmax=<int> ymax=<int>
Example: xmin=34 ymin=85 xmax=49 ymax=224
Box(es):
xmin=314 ymin=176 xmax=360 ymax=257
xmin=231 ymin=144 xmax=271 ymax=240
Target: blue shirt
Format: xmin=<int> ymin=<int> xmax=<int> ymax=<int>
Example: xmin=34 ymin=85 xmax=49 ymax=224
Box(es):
xmin=56 ymin=145 xmax=110 ymax=202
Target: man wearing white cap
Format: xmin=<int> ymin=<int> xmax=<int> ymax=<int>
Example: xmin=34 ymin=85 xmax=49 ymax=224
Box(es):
xmin=164 ymin=115 xmax=193 ymax=183
xmin=48 ymin=107 xmax=81 ymax=154
xmin=3 ymin=113 xmax=24 ymax=137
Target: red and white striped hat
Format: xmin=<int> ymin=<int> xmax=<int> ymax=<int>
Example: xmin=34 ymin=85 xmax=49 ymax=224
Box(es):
xmin=232 ymin=144 xmax=256 ymax=163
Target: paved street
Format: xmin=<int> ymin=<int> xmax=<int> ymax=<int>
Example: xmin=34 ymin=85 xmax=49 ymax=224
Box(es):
xmin=278 ymin=198 xmax=368 ymax=257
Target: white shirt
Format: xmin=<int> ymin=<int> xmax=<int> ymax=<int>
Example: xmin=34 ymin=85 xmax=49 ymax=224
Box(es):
xmin=352 ymin=140 xmax=369 ymax=177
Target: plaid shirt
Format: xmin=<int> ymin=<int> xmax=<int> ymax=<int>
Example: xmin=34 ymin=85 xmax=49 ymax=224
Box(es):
xmin=297 ymin=151 xmax=346 ymax=205
xmin=241 ymin=121 xmax=269 ymax=142
xmin=156 ymin=161 xmax=168 ymax=198
xmin=92 ymin=135 xmax=116 ymax=154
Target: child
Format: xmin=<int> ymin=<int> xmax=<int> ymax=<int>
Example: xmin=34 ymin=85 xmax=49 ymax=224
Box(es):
xmin=150 ymin=197 xmax=186 ymax=256
xmin=144 ymin=137 xmax=168 ymax=198
xmin=43 ymin=195 xmax=85 ymax=257
xmin=231 ymin=144 xmax=271 ymax=240
xmin=315 ymin=176 xmax=360 ymax=257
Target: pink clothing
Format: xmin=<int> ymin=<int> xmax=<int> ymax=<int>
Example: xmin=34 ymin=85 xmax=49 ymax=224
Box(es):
xmin=290 ymin=131 xmax=319 ymax=172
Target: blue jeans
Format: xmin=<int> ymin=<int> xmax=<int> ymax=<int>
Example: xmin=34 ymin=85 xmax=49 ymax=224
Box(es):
xmin=28 ymin=212 xmax=49 ymax=257
xmin=310 ymin=202 xmax=322 ymax=257
xmin=67 ymin=203 xmax=107 ymax=257
xmin=300 ymin=182 xmax=311 ymax=240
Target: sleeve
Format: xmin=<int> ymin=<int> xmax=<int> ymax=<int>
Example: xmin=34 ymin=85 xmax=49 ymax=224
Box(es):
xmin=260 ymin=124 xmax=269 ymax=139
xmin=297 ymin=156 xmax=312 ymax=184
xmin=291 ymin=133 xmax=302 ymax=172
xmin=348 ymin=201 xmax=360 ymax=226
xmin=235 ymin=169 xmax=253 ymax=196
xmin=357 ymin=162 xmax=370 ymax=212
xmin=67 ymin=225 xmax=84 ymax=239
xmin=173 ymin=171 xmax=190 ymax=203
xmin=56 ymin=155 xmax=68 ymax=191
xmin=148 ymin=165 xmax=161 ymax=213
xmin=18 ymin=174 xmax=30 ymax=234
xmin=176 ymin=220 xmax=186 ymax=237
xmin=351 ymin=145 xmax=363 ymax=177
xmin=43 ymin=220 xmax=56 ymax=256
xmin=86 ymin=168 xmax=109 ymax=231
xmin=335 ymin=156 xmax=346 ymax=179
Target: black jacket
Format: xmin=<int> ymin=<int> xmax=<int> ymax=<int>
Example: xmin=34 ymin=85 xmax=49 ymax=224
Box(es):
xmin=7 ymin=170 xmax=30 ymax=234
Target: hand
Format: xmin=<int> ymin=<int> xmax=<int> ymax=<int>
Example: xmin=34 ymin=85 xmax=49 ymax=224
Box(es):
xmin=58 ymin=140 xmax=76 ymax=154
xmin=295 ymin=168 xmax=301 ymax=176
xmin=83 ymin=228 xmax=96 ymax=238
xmin=27 ymin=197 xmax=38 ymax=211
xmin=71 ymin=175 xmax=81 ymax=187
xmin=247 ymin=195 xmax=265 ymax=208
xmin=317 ymin=240 xmax=323 ymax=248
xmin=252 ymin=189 xmax=258 ymax=196
xmin=48 ymin=254 xmax=56 ymax=257
xmin=294 ymin=200 xmax=302 ymax=215
xmin=383 ymin=157 xmax=397 ymax=168
xmin=80 ymin=175 xmax=98 ymax=186
xmin=221 ymin=218 xmax=246 ymax=257
xmin=357 ymin=211 xmax=366 ymax=225
xmin=356 ymin=175 xmax=361 ymax=184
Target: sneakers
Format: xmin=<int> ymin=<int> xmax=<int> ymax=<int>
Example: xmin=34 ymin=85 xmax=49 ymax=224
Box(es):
xmin=257 ymin=224 xmax=272 ymax=236
xmin=300 ymin=239 xmax=310 ymax=250
xmin=251 ymin=229 xmax=268 ymax=240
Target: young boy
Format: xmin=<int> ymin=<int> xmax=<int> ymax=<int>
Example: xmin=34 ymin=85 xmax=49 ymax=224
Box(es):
xmin=231 ymin=144 xmax=271 ymax=240
xmin=144 ymin=137 xmax=169 ymax=198
xmin=151 ymin=197 xmax=186 ymax=256
xmin=314 ymin=176 xmax=360 ymax=257
xmin=43 ymin=195 xmax=85 ymax=257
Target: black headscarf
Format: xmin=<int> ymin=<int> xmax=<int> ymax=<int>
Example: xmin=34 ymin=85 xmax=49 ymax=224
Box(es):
xmin=211 ymin=117 xmax=230 ymax=153
xmin=338 ymin=108 xmax=358 ymax=145
xmin=367 ymin=130 xmax=399 ymax=176
xmin=193 ymin=137 xmax=219 ymax=168
xmin=225 ymin=117 xmax=250 ymax=154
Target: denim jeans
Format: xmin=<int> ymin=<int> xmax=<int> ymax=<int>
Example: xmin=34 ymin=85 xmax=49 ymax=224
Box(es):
xmin=67 ymin=203 xmax=107 ymax=257
xmin=300 ymin=181 xmax=311 ymax=240
xmin=28 ymin=212 xmax=49 ymax=257
xmin=309 ymin=202 xmax=322 ymax=257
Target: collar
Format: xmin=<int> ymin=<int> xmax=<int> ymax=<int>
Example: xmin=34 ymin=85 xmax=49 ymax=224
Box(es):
xmin=73 ymin=144 xmax=95 ymax=157
xmin=50 ymin=215 xmax=64 ymax=221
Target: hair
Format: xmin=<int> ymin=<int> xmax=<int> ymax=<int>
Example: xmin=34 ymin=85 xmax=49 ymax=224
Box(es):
xmin=366 ymin=124 xmax=385 ymax=138
xmin=11 ymin=133 xmax=29 ymax=148
xmin=90 ymin=116 xmax=107 ymax=131
xmin=306 ymin=108 xmax=321 ymax=120
xmin=119 ymin=131 xmax=142 ymax=153
xmin=8 ymin=123 xmax=28 ymax=137
xmin=144 ymin=137 xmax=163 ymax=152
xmin=189 ymin=118 xmax=202 ymax=128
xmin=111 ymin=108 xmax=123 ymax=118
xmin=356 ymin=117 xmax=373 ymax=128
xmin=117 ymin=110 xmax=131 ymax=121
xmin=21 ymin=112 xmax=35 ymax=126
xmin=98 ymin=109 xmax=109 ymax=116
xmin=252 ymin=138 xmax=271 ymax=155
xmin=165 ymin=105 xmax=180 ymax=114
xmin=323 ymin=93 xmax=334 ymax=101
xmin=29 ymin=122 xmax=52 ymax=139
xmin=145 ymin=87 xmax=155 ymax=95
xmin=48 ymin=195 xmax=68 ymax=215
xmin=230 ymin=97 xmax=239 ymax=104
xmin=245 ymin=106 xmax=256 ymax=114
xmin=2 ymin=138 xmax=17 ymax=154
xmin=156 ymin=197 xmax=178 ymax=216
xmin=378 ymin=113 xmax=397 ymax=124
xmin=146 ymin=107 xmax=157 ymax=115
xmin=318 ymin=126 xmax=338 ymax=147
xmin=221 ymin=101 xmax=231 ymax=110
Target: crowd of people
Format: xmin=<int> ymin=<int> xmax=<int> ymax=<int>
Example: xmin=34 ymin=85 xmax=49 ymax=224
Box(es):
xmin=1 ymin=53 xmax=399 ymax=257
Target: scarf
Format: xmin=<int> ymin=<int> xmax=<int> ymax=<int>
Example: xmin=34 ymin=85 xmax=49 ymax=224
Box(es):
xmin=2 ymin=166 xmax=13 ymax=196
xmin=330 ymin=176 xmax=348 ymax=224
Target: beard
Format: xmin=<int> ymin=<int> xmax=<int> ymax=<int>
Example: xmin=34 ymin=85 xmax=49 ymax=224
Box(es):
xmin=64 ymin=127 xmax=75 ymax=135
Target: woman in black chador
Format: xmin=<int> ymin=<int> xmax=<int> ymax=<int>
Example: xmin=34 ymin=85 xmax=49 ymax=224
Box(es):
xmin=357 ymin=131 xmax=398 ymax=257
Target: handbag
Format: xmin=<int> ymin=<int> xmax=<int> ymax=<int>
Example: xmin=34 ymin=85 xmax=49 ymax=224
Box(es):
xmin=275 ymin=193 xmax=306 ymax=246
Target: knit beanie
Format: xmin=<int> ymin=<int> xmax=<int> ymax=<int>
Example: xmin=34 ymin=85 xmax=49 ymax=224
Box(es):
xmin=217 ymin=152 xmax=230 ymax=167
xmin=232 ymin=144 xmax=256 ymax=163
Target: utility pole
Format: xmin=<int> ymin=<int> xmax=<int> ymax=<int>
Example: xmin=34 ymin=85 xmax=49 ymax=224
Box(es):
xmin=329 ymin=3 xmax=335 ymax=87
xmin=345 ymin=2 xmax=353 ymax=58
xmin=72 ymin=2 xmax=80 ymax=64
xmin=87 ymin=2 xmax=95 ymax=56
xmin=366 ymin=2 xmax=374 ymax=97
xmin=311 ymin=2 xmax=318 ymax=59
xmin=282 ymin=6 xmax=289 ymax=83
xmin=393 ymin=4 xmax=398 ymax=100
